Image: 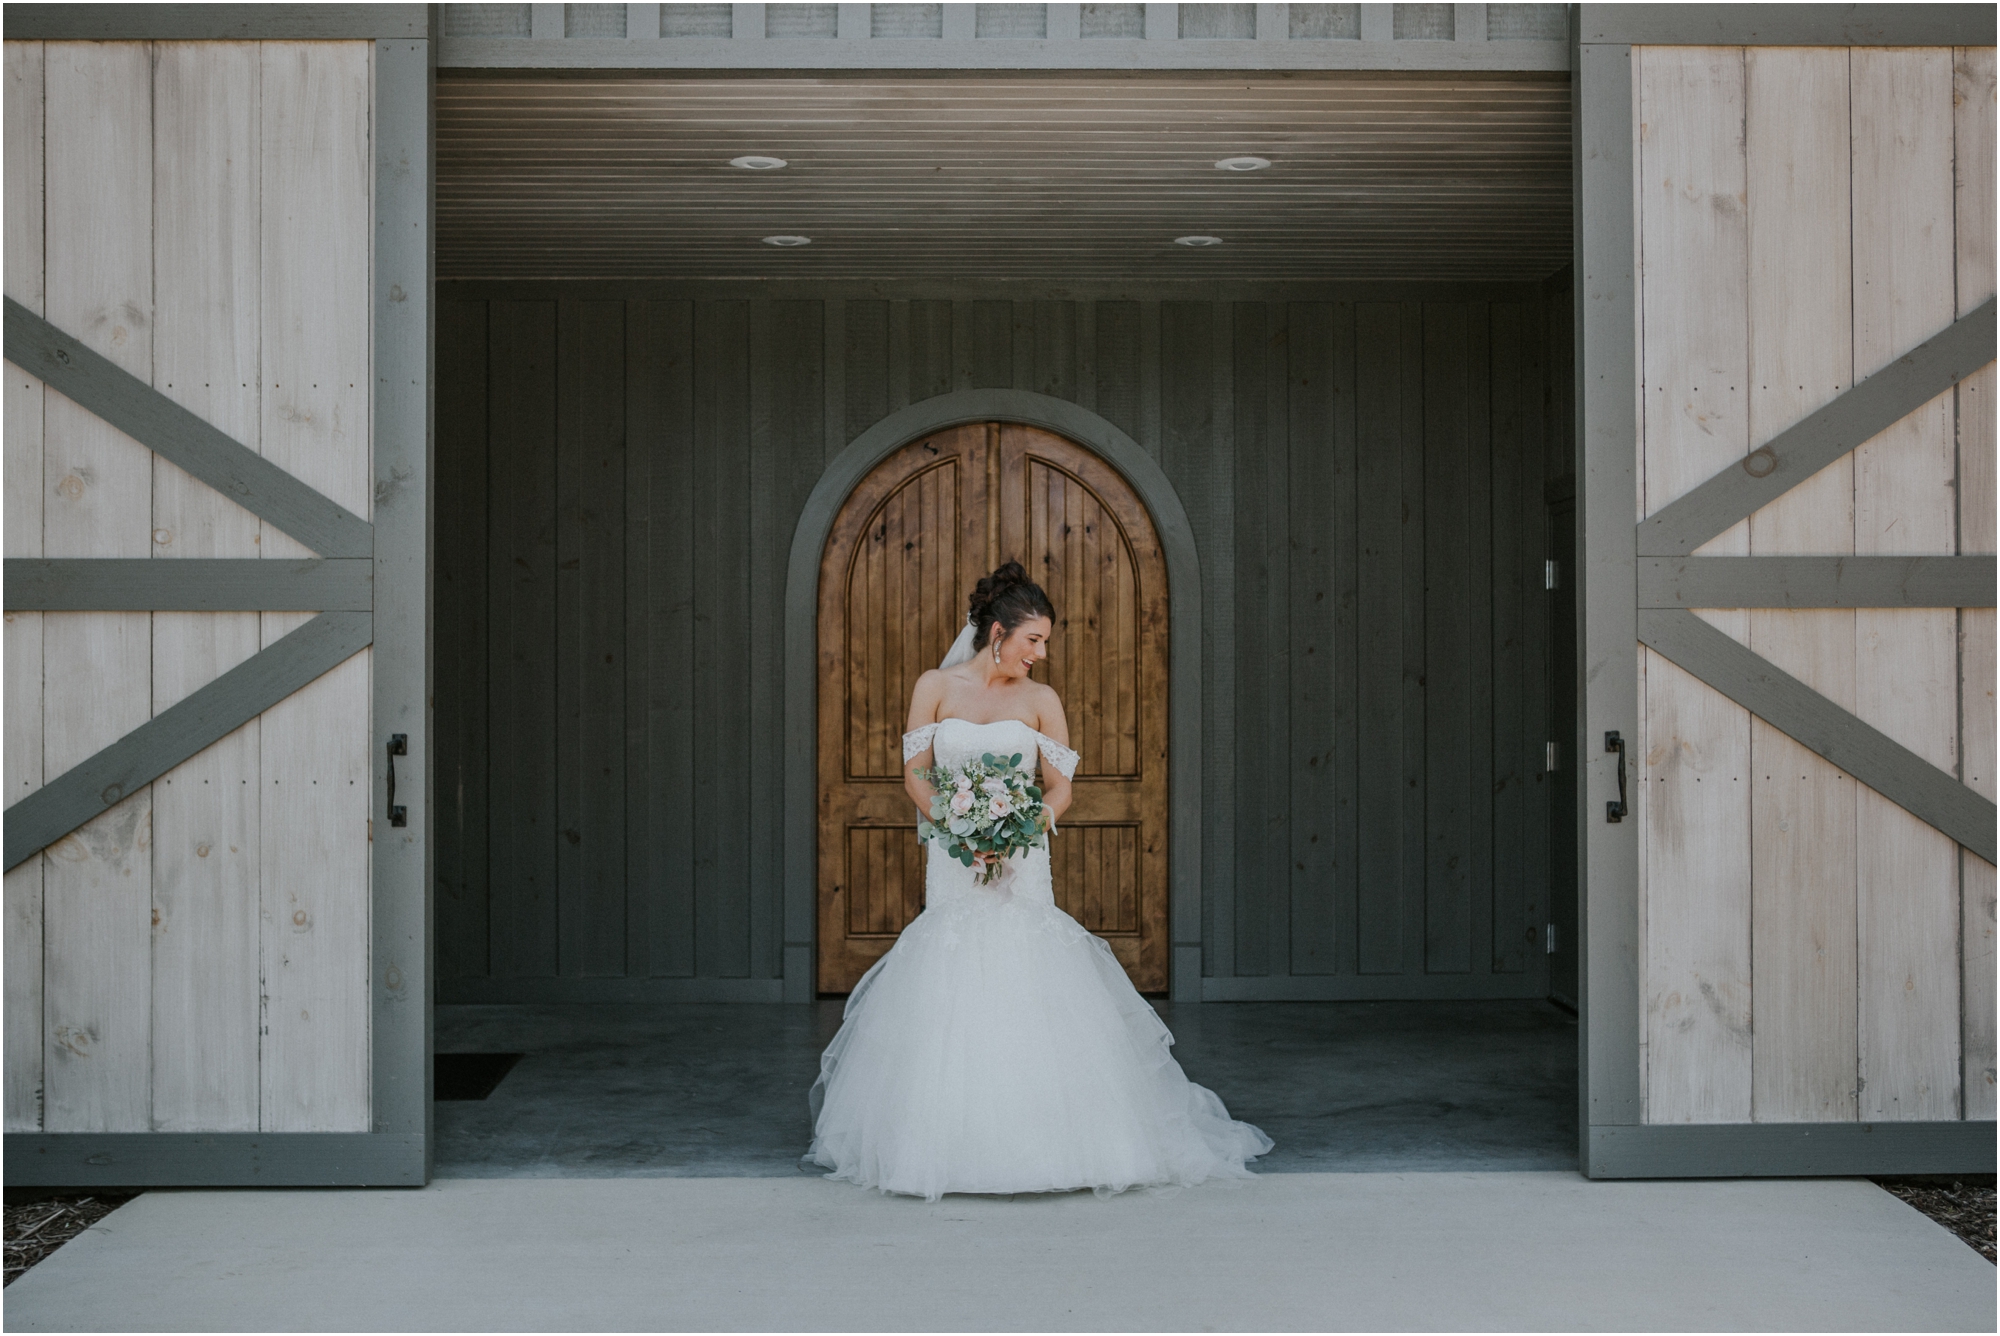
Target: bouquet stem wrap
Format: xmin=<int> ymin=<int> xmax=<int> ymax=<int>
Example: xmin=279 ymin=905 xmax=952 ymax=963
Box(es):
xmin=915 ymin=751 xmax=1050 ymax=886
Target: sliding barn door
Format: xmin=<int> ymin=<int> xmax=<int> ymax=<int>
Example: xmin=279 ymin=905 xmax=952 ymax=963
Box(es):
xmin=1626 ymin=41 xmax=1995 ymax=1125
xmin=3 ymin=26 xmax=430 ymax=1187
xmin=816 ymin=422 xmax=1170 ymax=993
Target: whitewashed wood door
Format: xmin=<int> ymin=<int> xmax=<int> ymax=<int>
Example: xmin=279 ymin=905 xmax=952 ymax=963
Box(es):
xmin=1631 ymin=42 xmax=1996 ymax=1128
xmin=3 ymin=40 xmax=376 ymax=1135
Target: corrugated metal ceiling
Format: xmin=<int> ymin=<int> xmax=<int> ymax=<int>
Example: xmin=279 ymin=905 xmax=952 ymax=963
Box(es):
xmin=437 ymin=72 xmax=1572 ymax=281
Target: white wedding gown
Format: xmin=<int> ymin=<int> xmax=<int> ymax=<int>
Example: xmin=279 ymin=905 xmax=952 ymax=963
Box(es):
xmin=806 ymin=716 xmax=1273 ymax=1201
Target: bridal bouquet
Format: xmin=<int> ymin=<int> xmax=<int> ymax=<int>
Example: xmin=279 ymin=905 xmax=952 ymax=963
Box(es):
xmin=915 ymin=752 xmax=1050 ymax=886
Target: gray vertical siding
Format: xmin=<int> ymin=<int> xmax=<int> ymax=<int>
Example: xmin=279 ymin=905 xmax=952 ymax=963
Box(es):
xmin=554 ymin=300 xmax=627 ymax=978
xmin=485 ymin=301 xmax=559 ymax=980
xmin=632 ymin=300 xmax=697 ymax=978
xmin=435 ymin=298 xmax=491 ymax=982
xmin=435 ymin=281 xmax=1565 ymax=1000
xmin=691 ymin=300 xmax=752 ymax=980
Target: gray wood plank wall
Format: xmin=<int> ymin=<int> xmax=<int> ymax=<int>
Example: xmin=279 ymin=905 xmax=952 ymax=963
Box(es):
xmin=434 ymin=280 xmax=1570 ymax=1000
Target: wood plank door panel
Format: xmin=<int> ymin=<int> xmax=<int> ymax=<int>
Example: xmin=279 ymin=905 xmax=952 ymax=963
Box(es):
xmin=817 ymin=424 xmax=991 ymax=992
xmin=817 ymin=422 xmax=1171 ymax=993
xmin=997 ymin=424 xmax=1169 ymax=990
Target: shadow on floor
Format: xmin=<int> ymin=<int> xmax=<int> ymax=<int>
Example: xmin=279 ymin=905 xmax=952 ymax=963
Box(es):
xmin=432 ymin=999 xmax=1578 ymax=1179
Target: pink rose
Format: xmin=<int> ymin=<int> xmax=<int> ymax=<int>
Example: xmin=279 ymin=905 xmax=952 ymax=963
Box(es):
xmin=950 ymin=790 xmax=976 ymax=815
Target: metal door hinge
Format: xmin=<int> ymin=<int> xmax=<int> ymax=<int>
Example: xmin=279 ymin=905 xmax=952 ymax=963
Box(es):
xmin=1546 ymin=923 xmax=1559 ymax=954
xmin=1545 ymin=741 xmax=1560 ymax=772
xmin=1544 ymin=559 xmax=1559 ymax=590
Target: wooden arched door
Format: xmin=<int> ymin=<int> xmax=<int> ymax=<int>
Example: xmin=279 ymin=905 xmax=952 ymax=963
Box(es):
xmin=817 ymin=422 xmax=1170 ymax=993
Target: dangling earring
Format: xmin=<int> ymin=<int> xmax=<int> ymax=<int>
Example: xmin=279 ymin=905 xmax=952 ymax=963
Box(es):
xmin=993 ymin=640 xmax=1001 ymax=665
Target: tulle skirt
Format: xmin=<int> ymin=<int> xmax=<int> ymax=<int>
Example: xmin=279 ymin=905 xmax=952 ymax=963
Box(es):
xmin=806 ymin=843 xmax=1273 ymax=1202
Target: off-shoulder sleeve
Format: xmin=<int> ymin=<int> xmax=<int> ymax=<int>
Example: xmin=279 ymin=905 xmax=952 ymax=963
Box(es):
xmin=1035 ymin=734 xmax=1080 ymax=779
xmin=901 ymin=723 xmax=940 ymax=765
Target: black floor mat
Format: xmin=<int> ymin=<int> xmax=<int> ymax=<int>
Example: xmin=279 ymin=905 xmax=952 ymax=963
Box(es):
xmin=435 ymin=1052 xmax=524 ymax=1101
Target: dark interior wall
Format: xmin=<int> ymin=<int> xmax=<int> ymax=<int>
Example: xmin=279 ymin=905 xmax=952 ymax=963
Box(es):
xmin=433 ymin=280 xmax=1571 ymax=1001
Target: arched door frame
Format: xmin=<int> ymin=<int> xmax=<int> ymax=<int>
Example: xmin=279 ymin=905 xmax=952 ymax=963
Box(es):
xmin=783 ymin=389 xmax=1205 ymax=1003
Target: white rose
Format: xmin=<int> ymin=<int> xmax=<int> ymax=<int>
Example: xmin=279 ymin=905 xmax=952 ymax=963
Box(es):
xmin=950 ymin=789 xmax=976 ymax=815
xmin=989 ymin=795 xmax=1013 ymax=818
xmin=955 ymin=775 xmax=974 ymax=793
xmin=981 ymin=777 xmax=1007 ymax=796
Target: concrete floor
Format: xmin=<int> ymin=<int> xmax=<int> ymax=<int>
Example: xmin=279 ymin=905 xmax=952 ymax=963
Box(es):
xmin=13 ymin=1003 xmax=1989 ymax=1331
xmin=7 ymin=1173 xmax=1992 ymax=1331
xmin=432 ymin=999 xmax=1580 ymax=1177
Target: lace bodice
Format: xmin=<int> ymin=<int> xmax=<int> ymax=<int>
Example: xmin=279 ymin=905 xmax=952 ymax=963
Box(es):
xmin=902 ymin=718 xmax=1080 ymax=779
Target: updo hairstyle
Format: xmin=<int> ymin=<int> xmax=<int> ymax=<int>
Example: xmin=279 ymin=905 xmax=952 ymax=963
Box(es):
xmin=969 ymin=560 xmax=1056 ymax=651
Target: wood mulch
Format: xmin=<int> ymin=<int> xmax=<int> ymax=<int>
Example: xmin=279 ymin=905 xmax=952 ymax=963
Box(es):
xmin=4 ymin=1193 xmax=138 ymax=1287
xmin=1873 ymin=1176 xmax=1997 ymax=1263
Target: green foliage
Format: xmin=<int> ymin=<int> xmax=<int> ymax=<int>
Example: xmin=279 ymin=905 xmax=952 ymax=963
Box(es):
xmin=912 ymin=750 xmax=1051 ymax=885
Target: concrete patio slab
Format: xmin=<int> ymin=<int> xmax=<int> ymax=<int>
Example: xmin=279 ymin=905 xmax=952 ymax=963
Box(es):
xmin=5 ymin=1172 xmax=1991 ymax=1332
xmin=431 ymin=1000 xmax=1580 ymax=1178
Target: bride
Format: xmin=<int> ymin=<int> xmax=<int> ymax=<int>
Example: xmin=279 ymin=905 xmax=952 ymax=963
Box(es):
xmin=806 ymin=561 xmax=1273 ymax=1201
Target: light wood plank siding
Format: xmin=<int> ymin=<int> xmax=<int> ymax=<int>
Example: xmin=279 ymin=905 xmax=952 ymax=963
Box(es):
xmin=42 ymin=40 xmax=157 ymax=1132
xmin=4 ymin=40 xmax=47 ymax=1134
xmin=436 ymin=2 xmax=1570 ymax=70
xmin=1636 ymin=46 xmax=1753 ymax=1124
xmin=1956 ymin=46 xmax=1998 ymax=1122
xmin=1743 ymin=47 xmax=1858 ymax=1125
xmin=256 ymin=42 xmax=373 ymax=1133
xmin=150 ymin=41 xmax=264 ymax=1132
xmin=1851 ymin=46 xmax=1962 ymax=1125
xmin=1633 ymin=44 xmax=1995 ymax=1125
xmin=435 ymin=281 xmax=1566 ymax=999
xmin=2 ymin=41 xmax=376 ymax=1134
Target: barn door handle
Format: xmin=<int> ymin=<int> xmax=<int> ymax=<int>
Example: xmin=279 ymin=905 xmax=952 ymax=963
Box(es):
xmin=1605 ymin=731 xmax=1627 ymax=823
xmin=387 ymin=734 xmax=408 ymax=828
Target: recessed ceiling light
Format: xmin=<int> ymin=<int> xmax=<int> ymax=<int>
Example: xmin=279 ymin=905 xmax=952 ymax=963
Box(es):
xmin=763 ymin=235 xmax=812 ymax=246
xmin=732 ymin=155 xmax=789 ymax=170
xmin=1215 ymin=156 xmax=1271 ymax=172
xmin=1175 ymin=235 xmax=1223 ymax=247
